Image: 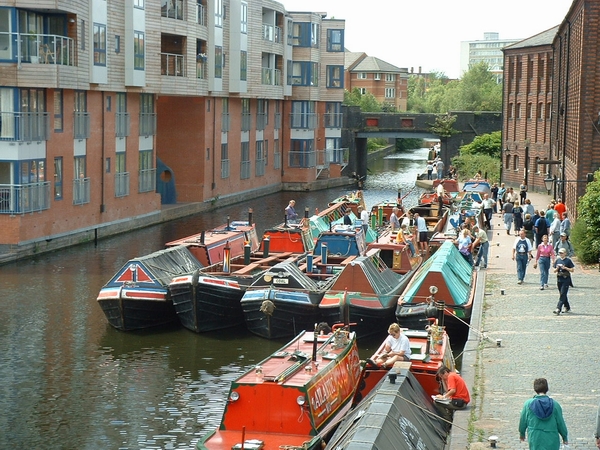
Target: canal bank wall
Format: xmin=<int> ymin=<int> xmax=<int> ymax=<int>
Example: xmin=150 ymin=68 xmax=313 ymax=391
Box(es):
xmin=447 ymin=190 xmax=599 ymax=449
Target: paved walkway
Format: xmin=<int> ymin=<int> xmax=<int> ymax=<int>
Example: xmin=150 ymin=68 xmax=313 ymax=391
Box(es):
xmin=449 ymin=191 xmax=599 ymax=449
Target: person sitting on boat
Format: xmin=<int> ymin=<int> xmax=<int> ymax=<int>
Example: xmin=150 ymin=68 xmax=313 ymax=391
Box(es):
xmin=343 ymin=209 xmax=353 ymax=226
xmin=285 ymin=200 xmax=299 ymax=222
xmin=434 ymin=366 xmax=470 ymax=410
xmin=396 ymin=224 xmax=416 ymax=257
xmin=367 ymin=323 xmax=411 ymax=368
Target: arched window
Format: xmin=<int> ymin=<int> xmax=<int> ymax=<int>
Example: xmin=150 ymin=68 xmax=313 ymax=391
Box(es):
xmin=505 ymin=154 xmax=511 ymax=169
xmin=535 ymin=156 xmax=541 ymax=173
xmin=513 ymin=155 xmax=519 ymax=171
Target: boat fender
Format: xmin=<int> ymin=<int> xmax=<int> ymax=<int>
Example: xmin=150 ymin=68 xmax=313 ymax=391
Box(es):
xmin=259 ymin=299 xmax=276 ymax=316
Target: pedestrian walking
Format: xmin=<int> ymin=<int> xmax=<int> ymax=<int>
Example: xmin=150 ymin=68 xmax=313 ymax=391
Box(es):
xmin=534 ymin=235 xmax=555 ymax=290
xmin=553 ymin=233 xmax=575 ymax=257
xmin=436 ymin=159 xmax=444 ymax=180
xmin=534 ymin=210 xmax=549 ymax=248
xmin=553 ymin=247 xmax=574 ymax=315
xmin=512 ymin=229 xmax=534 ymax=284
xmin=481 ymin=193 xmax=494 ymax=229
xmin=415 ymin=212 xmax=429 ymax=255
xmin=519 ymin=377 xmax=569 ymax=450
xmin=497 ymin=183 xmax=506 ymax=212
xmin=472 ymin=224 xmax=489 ymax=268
xmin=456 ymin=228 xmax=474 ymax=265
xmin=426 ymin=161 xmax=434 ymax=180
xmin=560 ymin=212 xmax=571 ymax=236
xmin=549 ymin=213 xmax=561 ymax=245
xmin=519 ymin=179 xmax=528 ymax=202
xmin=490 ymin=182 xmax=499 ymax=213
xmin=503 ymin=201 xmax=514 ymax=235
xmin=523 ymin=213 xmax=535 ymax=242
xmin=513 ymin=200 xmax=524 ymax=234
xmin=523 ymin=198 xmax=535 ymax=217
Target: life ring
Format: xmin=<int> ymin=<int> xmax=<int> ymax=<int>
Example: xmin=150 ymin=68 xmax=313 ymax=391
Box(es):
xmin=260 ymin=299 xmax=276 ymax=316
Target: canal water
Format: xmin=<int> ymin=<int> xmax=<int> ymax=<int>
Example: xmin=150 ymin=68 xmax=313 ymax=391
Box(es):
xmin=0 ymin=148 xmax=433 ymax=449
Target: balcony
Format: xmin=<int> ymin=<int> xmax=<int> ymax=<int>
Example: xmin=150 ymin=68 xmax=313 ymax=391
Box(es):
xmin=240 ymin=161 xmax=251 ymax=180
xmin=116 ymin=112 xmax=130 ymax=138
xmin=139 ymin=113 xmax=157 ymax=137
xmin=73 ymin=177 xmax=91 ymax=205
xmin=221 ymin=159 xmax=230 ymax=179
xmin=324 ymin=112 xmax=343 ymax=129
xmin=274 ymin=112 xmax=281 ymax=130
xmin=290 ymin=113 xmax=317 ymax=130
xmin=161 ymin=53 xmax=185 ymax=77
xmin=74 ymin=112 xmax=90 ymax=140
xmin=261 ymin=68 xmax=281 ymax=86
xmin=288 ymin=151 xmax=316 ymax=168
xmin=138 ymin=168 xmax=156 ymax=193
xmin=262 ymin=24 xmax=282 ymax=43
xmin=0 ymin=183 xmax=50 ymax=214
xmin=196 ymin=60 xmax=208 ymax=79
xmin=115 ymin=172 xmax=130 ymax=198
xmin=221 ymin=113 xmax=230 ymax=132
xmin=255 ymin=158 xmax=266 ymax=177
xmin=241 ymin=113 xmax=251 ymax=132
xmin=3 ymin=32 xmax=75 ymax=66
xmin=256 ymin=113 xmax=267 ymax=131
xmin=0 ymin=112 xmax=50 ymax=142
xmin=273 ymin=151 xmax=281 ymax=169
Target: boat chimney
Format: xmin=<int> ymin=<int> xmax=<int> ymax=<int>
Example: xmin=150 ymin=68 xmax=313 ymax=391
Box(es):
xmin=307 ymin=254 xmax=314 ymax=273
xmin=312 ymin=323 xmax=318 ymax=361
xmin=226 ymin=215 xmax=231 ymax=230
xmin=284 ymin=214 xmax=288 ymax=228
xmin=223 ymin=244 xmax=231 ymax=273
xmin=304 ymin=207 xmax=309 ymax=219
xmin=200 ymin=231 xmax=205 ymax=244
xmin=321 ymin=243 xmax=328 ymax=265
xmin=397 ymin=188 xmax=402 ymax=206
xmin=378 ymin=205 xmax=384 ymax=226
xmin=248 ymin=208 xmax=253 ymax=225
xmin=244 ymin=241 xmax=251 ymax=265
xmin=263 ymin=236 xmax=270 ymax=258
xmin=436 ymin=300 xmax=445 ymax=330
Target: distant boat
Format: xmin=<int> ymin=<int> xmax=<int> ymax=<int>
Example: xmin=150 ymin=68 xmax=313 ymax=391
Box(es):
xmin=97 ymin=245 xmax=204 ymax=331
xmin=197 ymin=327 xmax=363 ymax=450
xmin=396 ymin=240 xmax=477 ymax=334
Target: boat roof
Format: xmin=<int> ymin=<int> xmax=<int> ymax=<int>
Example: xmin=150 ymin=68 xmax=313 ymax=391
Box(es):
xmin=251 ymin=260 xmax=329 ymax=291
xmin=104 ymin=245 xmax=204 ymax=287
xmin=401 ymin=240 xmax=473 ymax=306
xmin=331 ymin=251 xmax=405 ymax=295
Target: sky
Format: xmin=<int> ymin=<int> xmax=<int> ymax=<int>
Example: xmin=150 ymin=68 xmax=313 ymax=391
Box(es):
xmin=282 ymin=0 xmax=574 ymax=78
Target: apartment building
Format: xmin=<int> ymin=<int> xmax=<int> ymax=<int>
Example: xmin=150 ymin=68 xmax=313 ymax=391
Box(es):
xmin=460 ymin=32 xmax=520 ymax=82
xmin=344 ymin=51 xmax=408 ymax=112
xmin=501 ymin=26 xmax=557 ymax=192
xmin=0 ymin=0 xmax=347 ymax=254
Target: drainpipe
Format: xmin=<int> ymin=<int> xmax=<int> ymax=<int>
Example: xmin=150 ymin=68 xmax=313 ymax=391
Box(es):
xmin=561 ymin=21 xmax=571 ymax=201
xmin=212 ymin=97 xmax=216 ymax=190
xmin=100 ymin=91 xmax=106 ymax=213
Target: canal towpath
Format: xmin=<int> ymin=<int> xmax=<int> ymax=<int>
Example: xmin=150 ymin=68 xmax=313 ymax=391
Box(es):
xmin=449 ymin=190 xmax=600 ymax=449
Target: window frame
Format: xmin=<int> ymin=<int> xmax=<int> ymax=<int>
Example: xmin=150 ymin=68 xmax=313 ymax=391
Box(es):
xmin=326 ymin=65 xmax=343 ymax=88
xmin=134 ymin=31 xmax=145 ymax=70
xmin=326 ymin=29 xmax=343 ymax=52
xmin=93 ymin=23 xmax=107 ymax=66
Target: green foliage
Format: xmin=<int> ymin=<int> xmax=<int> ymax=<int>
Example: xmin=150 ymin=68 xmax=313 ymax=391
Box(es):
xmin=572 ymin=170 xmax=600 ymax=264
xmin=451 ymin=153 xmax=501 ymax=183
xmin=459 ymin=131 xmax=502 ymax=159
xmin=396 ymin=138 xmax=425 ymax=151
xmin=429 ymin=114 xmax=459 ymax=138
xmin=367 ymin=138 xmax=389 ymax=151
xmin=407 ymin=63 xmax=502 ymax=113
xmin=343 ymin=88 xmax=382 ymax=112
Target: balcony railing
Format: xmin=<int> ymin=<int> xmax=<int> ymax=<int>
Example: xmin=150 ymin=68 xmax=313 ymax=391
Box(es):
xmin=0 ymin=183 xmax=50 ymax=214
xmin=221 ymin=159 xmax=230 ymax=179
xmin=324 ymin=112 xmax=343 ymax=129
xmin=196 ymin=60 xmax=207 ymax=79
xmin=290 ymin=113 xmax=317 ymax=130
xmin=288 ymin=151 xmax=316 ymax=168
xmin=139 ymin=113 xmax=157 ymax=136
xmin=161 ymin=53 xmax=185 ymax=77
xmin=241 ymin=113 xmax=251 ymax=132
xmin=330 ymin=147 xmax=349 ymax=165
xmin=115 ymin=172 xmax=130 ymax=197
xmin=255 ymin=158 xmax=266 ymax=177
xmin=256 ymin=113 xmax=267 ymax=131
xmin=138 ymin=168 xmax=156 ymax=193
xmin=73 ymin=178 xmax=91 ymax=205
xmin=274 ymin=112 xmax=281 ymax=130
xmin=74 ymin=112 xmax=90 ymax=140
xmin=273 ymin=151 xmax=281 ymax=169
xmin=0 ymin=112 xmax=50 ymax=142
xmin=221 ymin=113 xmax=230 ymax=132
xmin=240 ymin=161 xmax=251 ymax=179
xmin=2 ymin=32 xmax=75 ymax=66
xmin=196 ymin=3 xmax=206 ymax=25
xmin=116 ymin=112 xmax=130 ymax=138
xmin=262 ymin=24 xmax=282 ymax=43
xmin=261 ymin=68 xmax=281 ymax=86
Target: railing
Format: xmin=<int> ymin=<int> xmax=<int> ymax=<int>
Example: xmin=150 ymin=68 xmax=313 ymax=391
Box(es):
xmin=74 ymin=112 xmax=90 ymax=140
xmin=290 ymin=113 xmax=317 ymax=129
xmin=0 ymin=112 xmax=50 ymax=142
xmin=274 ymin=151 xmax=281 ymax=169
xmin=115 ymin=172 xmax=130 ymax=198
xmin=274 ymin=112 xmax=281 ymax=130
xmin=241 ymin=113 xmax=251 ymax=131
xmin=196 ymin=3 xmax=206 ymax=25
xmin=73 ymin=177 xmax=91 ymax=205
xmin=256 ymin=113 xmax=267 ymax=131
xmin=221 ymin=159 xmax=230 ymax=179
xmin=221 ymin=113 xmax=230 ymax=132
xmin=330 ymin=147 xmax=349 ymax=165
xmin=2 ymin=32 xmax=76 ymax=66
xmin=138 ymin=168 xmax=156 ymax=193
xmin=196 ymin=60 xmax=207 ymax=79
xmin=116 ymin=112 xmax=130 ymax=138
xmin=240 ymin=161 xmax=251 ymax=179
xmin=324 ymin=112 xmax=343 ymax=129
xmin=261 ymin=68 xmax=281 ymax=86
xmin=139 ymin=113 xmax=157 ymax=136
xmin=288 ymin=150 xmax=316 ymax=168
xmin=262 ymin=24 xmax=282 ymax=43
xmin=161 ymin=0 xmax=184 ymax=19
xmin=0 ymin=183 xmax=50 ymax=214
xmin=161 ymin=53 xmax=185 ymax=77
xmin=255 ymin=158 xmax=266 ymax=176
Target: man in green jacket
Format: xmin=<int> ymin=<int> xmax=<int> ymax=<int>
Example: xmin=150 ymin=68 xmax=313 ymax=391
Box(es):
xmin=519 ymin=378 xmax=568 ymax=450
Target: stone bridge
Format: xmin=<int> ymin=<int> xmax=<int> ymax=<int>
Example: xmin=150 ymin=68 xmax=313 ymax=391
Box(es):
xmin=341 ymin=106 xmax=502 ymax=181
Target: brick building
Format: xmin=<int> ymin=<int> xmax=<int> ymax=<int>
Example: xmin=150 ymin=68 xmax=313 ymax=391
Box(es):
xmin=0 ymin=0 xmax=347 ymax=255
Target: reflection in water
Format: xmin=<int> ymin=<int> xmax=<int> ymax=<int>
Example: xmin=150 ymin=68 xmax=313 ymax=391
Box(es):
xmin=0 ymin=149 xmax=432 ymax=448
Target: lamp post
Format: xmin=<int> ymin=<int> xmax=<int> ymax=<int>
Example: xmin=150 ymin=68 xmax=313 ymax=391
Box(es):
xmin=543 ymin=173 xmax=554 ymax=195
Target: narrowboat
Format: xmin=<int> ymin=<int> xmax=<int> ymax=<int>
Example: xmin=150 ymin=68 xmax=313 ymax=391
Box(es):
xmin=197 ymin=326 xmax=363 ymax=450
xmin=97 ymin=245 xmax=204 ymax=331
xmin=396 ymin=240 xmax=477 ymax=334
xmin=418 ymin=178 xmax=460 ymax=205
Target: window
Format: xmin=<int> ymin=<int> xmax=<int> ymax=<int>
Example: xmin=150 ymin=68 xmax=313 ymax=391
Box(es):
xmin=274 ymin=139 xmax=280 ymax=169
xmin=255 ymin=141 xmax=265 ymax=176
xmin=516 ymin=103 xmax=521 ymax=119
xmin=215 ymin=46 xmax=223 ymax=78
xmin=326 ymin=65 xmax=343 ymax=88
xmin=513 ymin=155 xmax=519 ymax=171
xmin=240 ymin=141 xmax=250 ymax=179
xmin=385 ymin=88 xmax=395 ymax=98
xmin=241 ymin=98 xmax=251 ymax=131
xmin=54 ymin=157 xmax=63 ymax=200
xmin=538 ymin=102 xmax=544 ymax=120
xmin=74 ymin=91 xmax=89 ymax=139
xmin=291 ymin=101 xmax=316 ymax=129
xmin=527 ymin=103 xmax=533 ymax=119
xmin=139 ymin=93 xmax=155 ymax=136
xmin=134 ymin=0 xmax=144 ymax=8
xmin=221 ymin=143 xmax=229 ymax=179
xmin=256 ymin=99 xmax=268 ymax=131
xmin=134 ymin=31 xmax=145 ymax=70
xmin=324 ymin=102 xmax=342 ymax=128
xmin=53 ymin=90 xmax=63 ymax=132
xmin=310 ymin=23 xmax=319 ymax=47
xmin=289 ymin=139 xmax=314 ymax=167
xmin=215 ymin=0 xmax=223 ymax=27
xmin=357 ymin=73 xmax=366 ymax=79
xmin=327 ymin=29 xmax=343 ymax=52
xmin=292 ymin=22 xmax=311 ymax=47
xmin=359 ymin=87 xmax=366 ymax=95
xmin=374 ymin=73 xmax=381 ymax=80
xmin=115 ymin=35 xmax=120 ymax=53
xmin=385 ymin=73 xmax=395 ymax=82
xmin=138 ymin=149 xmax=155 ymax=193
xmin=161 ymin=0 xmax=184 ymax=20
xmin=116 ymin=93 xmax=129 ymax=137
xmin=93 ymin=23 xmax=107 ymax=66
xmin=241 ymin=2 xmax=248 ymax=33
xmin=291 ymin=61 xmax=318 ymax=86
xmin=240 ymin=50 xmax=247 ymax=81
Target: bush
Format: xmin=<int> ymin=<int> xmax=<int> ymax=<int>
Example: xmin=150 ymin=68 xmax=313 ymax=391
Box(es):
xmin=451 ymin=153 xmax=501 ymax=183
xmin=572 ymin=170 xmax=600 ymax=264
xmin=570 ymin=219 xmax=599 ymax=264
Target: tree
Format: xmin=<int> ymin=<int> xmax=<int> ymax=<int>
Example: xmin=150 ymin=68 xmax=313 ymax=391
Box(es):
xmin=343 ymin=88 xmax=382 ymax=112
xmin=571 ymin=170 xmax=600 ymax=264
xmin=459 ymin=131 xmax=502 ymax=159
xmin=428 ymin=114 xmax=459 ymax=138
